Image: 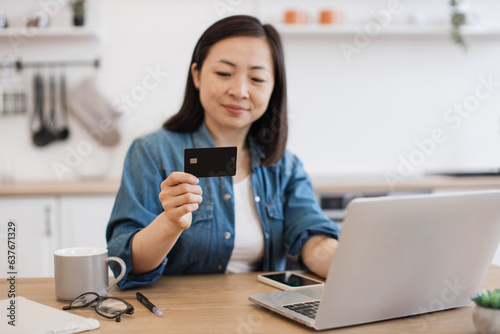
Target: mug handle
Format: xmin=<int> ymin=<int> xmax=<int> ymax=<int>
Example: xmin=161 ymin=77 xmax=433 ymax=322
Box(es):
xmin=105 ymin=256 xmax=126 ymax=291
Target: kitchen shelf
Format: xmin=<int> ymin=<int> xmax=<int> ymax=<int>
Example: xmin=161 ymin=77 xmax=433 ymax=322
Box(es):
xmin=276 ymin=24 xmax=500 ymax=38
xmin=0 ymin=27 xmax=100 ymax=39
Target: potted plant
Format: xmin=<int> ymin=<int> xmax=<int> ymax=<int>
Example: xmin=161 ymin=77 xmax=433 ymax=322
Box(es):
xmin=450 ymin=0 xmax=468 ymax=51
xmin=69 ymin=0 xmax=85 ymax=26
xmin=471 ymin=289 xmax=500 ymax=334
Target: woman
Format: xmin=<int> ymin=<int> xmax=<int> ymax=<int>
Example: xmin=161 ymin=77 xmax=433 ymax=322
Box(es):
xmin=106 ymin=15 xmax=340 ymax=288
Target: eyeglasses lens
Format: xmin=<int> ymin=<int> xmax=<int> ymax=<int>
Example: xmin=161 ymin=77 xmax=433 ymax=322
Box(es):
xmin=97 ymin=298 xmax=128 ymax=317
xmin=71 ymin=293 xmax=99 ymax=308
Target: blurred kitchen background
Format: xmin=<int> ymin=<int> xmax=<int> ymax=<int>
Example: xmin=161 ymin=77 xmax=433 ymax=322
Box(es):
xmin=1 ymin=0 xmax=500 ymax=182
xmin=1 ymin=0 xmax=500 ymax=276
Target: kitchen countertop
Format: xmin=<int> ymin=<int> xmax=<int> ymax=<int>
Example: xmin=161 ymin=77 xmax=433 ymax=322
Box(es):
xmin=310 ymin=174 xmax=500 ymax=192
xmin=0 ymin=179 xmax=121 ymax=196
xmin=1 ymin=174 xmax=500 ymax=196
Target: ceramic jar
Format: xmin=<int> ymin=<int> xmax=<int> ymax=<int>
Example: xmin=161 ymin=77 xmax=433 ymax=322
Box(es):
xmin=472 ymin=305 xmax=500 ymax=334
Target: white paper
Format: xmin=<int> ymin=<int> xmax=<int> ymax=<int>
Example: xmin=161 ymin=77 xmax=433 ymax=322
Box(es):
xmin=1 ymin=297 xmax=99 ymax=334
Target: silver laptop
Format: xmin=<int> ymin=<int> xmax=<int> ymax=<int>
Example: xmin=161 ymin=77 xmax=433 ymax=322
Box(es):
xmin=249 ymin=190 xmax=500 ymax=330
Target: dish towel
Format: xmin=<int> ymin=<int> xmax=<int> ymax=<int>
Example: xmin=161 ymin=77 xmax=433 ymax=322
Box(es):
xmin=67 ymin=77 xmax=120 ymax=147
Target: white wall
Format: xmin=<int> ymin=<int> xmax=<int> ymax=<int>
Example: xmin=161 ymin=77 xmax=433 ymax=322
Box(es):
xmin=1 ymin=0 xmax=500 ymax=182
xmin=263 ymin=0 xmax=500 ymax=176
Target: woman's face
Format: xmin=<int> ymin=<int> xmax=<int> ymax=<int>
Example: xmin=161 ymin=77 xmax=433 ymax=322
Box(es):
xmin=192 ymin=36 xmax=275 ymax=136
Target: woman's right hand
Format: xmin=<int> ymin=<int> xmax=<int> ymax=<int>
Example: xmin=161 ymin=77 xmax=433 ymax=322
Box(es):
xmin=159 ymin=172 xmax=203 ymax=231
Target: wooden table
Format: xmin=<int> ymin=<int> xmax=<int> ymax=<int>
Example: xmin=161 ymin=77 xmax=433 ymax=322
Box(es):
xmin=2 ymin=266 xmax=499 ymax=333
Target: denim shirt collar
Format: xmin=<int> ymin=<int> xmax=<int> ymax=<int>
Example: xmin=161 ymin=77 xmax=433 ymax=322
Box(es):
xmin=192 ymin=121 xmax=265 ymax=170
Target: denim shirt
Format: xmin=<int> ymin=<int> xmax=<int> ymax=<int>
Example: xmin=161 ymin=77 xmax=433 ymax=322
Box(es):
xmin=106 ymin=122 xmax=340 ymax=288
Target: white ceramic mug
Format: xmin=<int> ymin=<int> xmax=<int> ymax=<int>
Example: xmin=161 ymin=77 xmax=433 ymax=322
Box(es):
xmin=54 ymin=247 xmax=126 ymax=301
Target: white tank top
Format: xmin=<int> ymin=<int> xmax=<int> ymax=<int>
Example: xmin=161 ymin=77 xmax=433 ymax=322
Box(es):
xmin=226 ymin=176 xmax=265 ymax=273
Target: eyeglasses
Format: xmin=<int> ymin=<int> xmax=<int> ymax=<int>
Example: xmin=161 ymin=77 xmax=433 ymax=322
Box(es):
xmin=62 ymin=292 xmax=134 ymax=322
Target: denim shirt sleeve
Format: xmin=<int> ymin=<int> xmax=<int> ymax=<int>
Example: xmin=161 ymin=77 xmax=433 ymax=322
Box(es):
xmin=106 ymin=137 xmax=167 ymax=289
xmin=281 ymin=152 xmax=340 ymax=262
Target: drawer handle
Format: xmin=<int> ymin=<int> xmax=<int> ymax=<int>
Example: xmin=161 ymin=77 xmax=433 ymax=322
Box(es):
xmin=44 ymin=206 xmax=51 ymax=237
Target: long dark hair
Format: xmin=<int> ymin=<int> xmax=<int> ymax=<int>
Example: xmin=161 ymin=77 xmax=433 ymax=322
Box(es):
xmin=163 ymin=15 xmax=288 ymax=166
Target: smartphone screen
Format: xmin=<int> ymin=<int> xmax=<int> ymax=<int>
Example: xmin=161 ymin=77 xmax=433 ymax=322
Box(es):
xmin=262 ymin=273 xmax=321 ymax=287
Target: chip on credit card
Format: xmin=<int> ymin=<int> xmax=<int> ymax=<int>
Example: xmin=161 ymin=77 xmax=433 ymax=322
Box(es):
xmin=184 ymin=147 xmax=237 ymax=177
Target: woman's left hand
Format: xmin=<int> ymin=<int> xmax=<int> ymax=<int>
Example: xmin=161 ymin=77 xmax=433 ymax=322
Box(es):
xmin=301 ymin=235 xmax=339 ymax=278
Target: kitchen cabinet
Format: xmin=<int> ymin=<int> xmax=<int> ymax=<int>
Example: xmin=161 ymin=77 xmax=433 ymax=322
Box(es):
xmin=0 ymin=193 xmax=116 ymax=278
xmin=0 ymin=196 xmax=59 ymax=278
xmin=59 ymin=195 xmax=115 ymax=249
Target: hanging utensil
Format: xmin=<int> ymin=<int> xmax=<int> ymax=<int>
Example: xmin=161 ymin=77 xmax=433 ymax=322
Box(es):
xmin=57 ymin=66 xmax=69 ymax=140
xmin=49 ymin=69 xmax=56 ymax=129
xmin=32 ymin=68 xmax=57 ymax=147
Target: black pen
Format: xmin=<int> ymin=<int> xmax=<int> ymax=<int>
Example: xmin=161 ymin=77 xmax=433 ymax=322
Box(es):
xmin=136 ymin=292 xmax=163 ymax=317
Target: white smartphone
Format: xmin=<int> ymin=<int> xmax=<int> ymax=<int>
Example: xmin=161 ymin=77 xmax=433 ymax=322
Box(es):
xmin=257 ymin=271 xmax=324 ymax=290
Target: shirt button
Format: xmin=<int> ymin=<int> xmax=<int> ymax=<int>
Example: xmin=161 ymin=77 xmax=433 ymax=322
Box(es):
xmin=217 ymin=264 xmax=223 ymax=270
xmin=224 ymin=193 xmax=231 ymax=201
xmin=265 ymin=232 xmax=269 ymax=239
xmin=224 ymin=232 xmax=231 ymax=239
xmin=255 ymin=196 xmax=260 ymax=202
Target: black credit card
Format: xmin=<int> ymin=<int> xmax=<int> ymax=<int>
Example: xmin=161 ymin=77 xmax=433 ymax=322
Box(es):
xmin=184 ymin=147 xmax=237 ymax=177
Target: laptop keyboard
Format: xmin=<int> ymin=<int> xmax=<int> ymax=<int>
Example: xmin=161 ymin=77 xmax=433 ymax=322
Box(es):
xmin=282 ymin=300 xmax=320 ymax=319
